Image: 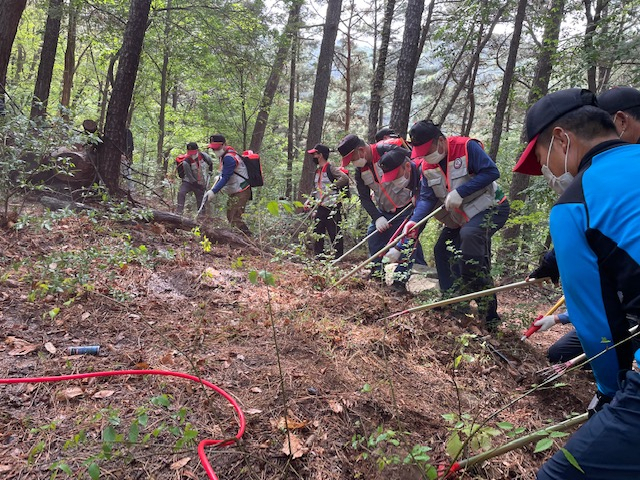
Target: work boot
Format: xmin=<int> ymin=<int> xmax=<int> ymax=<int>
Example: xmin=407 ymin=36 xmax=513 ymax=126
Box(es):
xmin=390 ymin=281 xmax=409 ymax=296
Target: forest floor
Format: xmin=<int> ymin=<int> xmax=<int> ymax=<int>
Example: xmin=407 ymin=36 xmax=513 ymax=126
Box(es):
xmin=0 ymin=202 xmax=596 ymax=480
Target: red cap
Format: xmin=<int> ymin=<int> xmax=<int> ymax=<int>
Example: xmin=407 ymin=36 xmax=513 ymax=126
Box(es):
xmin=341 ymin=151 xmax=355 ymax=167
xmin=513 ymin=134 xmax=542 ymax=175
xmin=187 ymin=149 xmax=198 ymax=156
xmin=381 ymin=165 xmax=403 ymax=183
xmin=410 ymin=139 xmax=434 ymax=159
xmin=208 ymin=142 xmax=223 ymax=150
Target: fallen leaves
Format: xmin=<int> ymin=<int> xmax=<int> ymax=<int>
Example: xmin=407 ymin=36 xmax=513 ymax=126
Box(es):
xmin=281 ymin=433 xmax=308 ymax=459
xmin=58 ymin=387 xmax=84 ymax=400
xmin=5 ymin=336 xmax=38 ymax=356
xmin=44 ymin=342 xmax=57 ymax=354
xmin=170 ymin=457 xmax=191 ymax=470
xmin=92 ymin=390 xmax=115 ymax=399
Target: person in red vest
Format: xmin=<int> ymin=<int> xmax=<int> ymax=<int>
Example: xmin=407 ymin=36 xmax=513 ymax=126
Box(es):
xmin=306 ymin=143 xmax=350 ymax=259
xmin=176 ymin=142 xmax=213 ymax=216
xmin=405 ymin=120 xmax=510 ymax=331
xmin=203 ymin=134 xmax=252 ymax=235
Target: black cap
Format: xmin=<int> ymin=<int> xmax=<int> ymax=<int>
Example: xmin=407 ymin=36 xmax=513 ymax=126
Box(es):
xmin=409 ymin=120 xmax=442 ymax=159
xmin=514 ymin=88 xmax=598 ymax=175
xmin=307 ymin=143 xmax=330 ymax=160
xmin=409 ymin=120 xmax=442 ymax=146
xmin=379 ymin=149 xmax=410 ymax=183
xmin=337 ymin=134 xmax=365 ymax=167
xmin=186 ymin=142 xmax=199 ymax=152
xmin=209 ymin=134 xmax=225 ymax=143
xmin=375 ymin=127 xmax=398 ymax=142
xmin=597 ymin=87 xmax=640 ymax=114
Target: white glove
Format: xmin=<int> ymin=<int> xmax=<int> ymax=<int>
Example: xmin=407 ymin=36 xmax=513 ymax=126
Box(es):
xmin=533 ymin=315 xmax=558 ymax=332
xmin=375 ymin=216 xmax=390 ymax=233
xmin=384 ymin=247 xmax=401 ymax=263
xmin=444 ymin=189 xmax=463 ymax=211
xmin=203 ymin=189 xmax=216 ymax=204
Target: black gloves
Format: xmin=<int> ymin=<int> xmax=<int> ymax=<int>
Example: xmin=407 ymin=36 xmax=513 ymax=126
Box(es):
xmin=529 ymin=249 xmax=560 ymax=284
xmin=588 ymin=390 xmax=612 ymax=418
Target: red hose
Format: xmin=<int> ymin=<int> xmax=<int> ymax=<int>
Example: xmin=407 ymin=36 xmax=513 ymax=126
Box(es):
xmin=0 ymin=369 xmax=246 ymax=480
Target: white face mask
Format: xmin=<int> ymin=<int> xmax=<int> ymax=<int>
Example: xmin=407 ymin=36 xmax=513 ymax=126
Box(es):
xmin=541 ymin=133 xmax=574 ymax=195
xmin=214 ymin=148 xmax=225 ymax=158
xmin=391 ymin=171 xmax=410 ymax=189
xmin=423 ymin=139 xmax=446 ymax=164
xmin=353 ymin=157 xmax=367 ymax=168
xmin=190 ymin=153 xmax=198 ymax=160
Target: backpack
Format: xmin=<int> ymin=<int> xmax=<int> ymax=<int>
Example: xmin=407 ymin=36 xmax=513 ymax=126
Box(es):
xmin=175 ymin=154 xmax=188 ymax=179
xmin=234 ymin=150 xmax=264 ymax=187
xmin=326 ymin=166 xmax=351 ymax=199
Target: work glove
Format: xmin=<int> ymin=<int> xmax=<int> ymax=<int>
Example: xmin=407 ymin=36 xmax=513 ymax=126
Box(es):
xmin=588 ymin=390 xmax=613 ymax=418
xmin=402 ymin=220 xmax=419 ymax=240
xmin=375 ymin=216 xmax=390 ymax=233
xmin=528 ymin=250 xmax=560 ymax=284
xmin=533 ymin=315 xmax=557 ymax=332
xmin=444 ymin=189 xmax=463 ymax=211
xmin=384 ymin=247 xmax=401 ymax=263
xmin=203 ymin=189 xmax=216 ymax=205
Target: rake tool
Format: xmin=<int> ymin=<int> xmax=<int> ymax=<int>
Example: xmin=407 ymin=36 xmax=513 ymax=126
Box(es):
xmin=520 ymin=296 xmax=566 ymax=341
xmin=331 ymin=203 xmax=413 ymax=264
xmin=328 ymin=205 xmax=444 ymax=290
xmin=537 ymin=323 xmax=639 ymax=381
xmin=380 ymin=278 xmax=546 ymax=322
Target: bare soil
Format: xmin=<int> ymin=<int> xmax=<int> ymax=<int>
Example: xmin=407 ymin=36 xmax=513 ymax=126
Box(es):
xmin=0 ymin=209 xmax=595 ymax=480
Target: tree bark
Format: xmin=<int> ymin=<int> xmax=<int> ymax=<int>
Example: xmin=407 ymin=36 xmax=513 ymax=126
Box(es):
xmin=488 ymin=0 xmax=528 ymax=160
xmin=389 ymin=0 xmax=425 ymax=138
xmin=156 ymin=0 xmax=172 ymax=181
xmin=367 ymin=0 xmax=396 ymax=142
xmin=0 ymin=0 xmax=28 ymax=115
xmin=30 ymin=0 xmax=64 ymax=120
xmin=97 ymin=0 xmax=151 ymax=194
xmin=60 ymin=0 xmax=78 ymax=114
xmin=298 ymin=0 xmax=343 ymax=199
xmin=501 ymin=0 xmax=565 ymax=251
xmin=286 ymin=10 xmax=299 ymax=199
xmin=250 ymin=0 xmax=301 ymax=153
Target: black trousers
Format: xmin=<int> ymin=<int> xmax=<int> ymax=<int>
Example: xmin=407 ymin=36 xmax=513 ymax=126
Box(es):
xmin=313 ymin=205 xmax=343 ymax=259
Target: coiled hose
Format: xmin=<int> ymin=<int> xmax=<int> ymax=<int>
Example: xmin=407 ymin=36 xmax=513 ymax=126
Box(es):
xmin=0 ymin=369 xmax=246 ymax=480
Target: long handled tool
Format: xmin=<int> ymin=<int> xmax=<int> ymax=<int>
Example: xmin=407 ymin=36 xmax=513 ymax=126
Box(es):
xmin=520 ymin=296 xmax=566 ymax=341
xmin=538 ymin=323 xmax=640 ymax=381
xmin=440 ymin=412 xmax=588 ymax=477
xmin=290 ymin=194 xmax=327 ymax=239
xmin=331 ymin=203 xmax=413 ymax=264
xmin=381 ymin=278 xmax=546 ymax=322
xmin=329 ymin=205 xmax=444 ymax=290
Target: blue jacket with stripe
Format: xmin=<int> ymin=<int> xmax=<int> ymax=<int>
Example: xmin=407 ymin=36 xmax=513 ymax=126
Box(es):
xmin=551 ymin=139 xmax=640 ymax=397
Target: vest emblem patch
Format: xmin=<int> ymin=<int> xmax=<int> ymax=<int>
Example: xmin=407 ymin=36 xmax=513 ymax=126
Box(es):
xmin=453 ymin=157 xmax=464 ymax=169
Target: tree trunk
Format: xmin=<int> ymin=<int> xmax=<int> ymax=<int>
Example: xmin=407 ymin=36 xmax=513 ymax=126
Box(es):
xmin=286 ymin=15 xmax=299 ymax=199
xmin=417 ymin=0 xmax=435 ymax=58
xmin=30 ymin=0 xmax=63 ymax=120
xmin=60 ymin=0 xmax=78 ymax=115
xmin=501 ymin=0 xmax=565 ymax=250
xmin=99 ymin=52 xmax=119 ymax=131
xmin=0 ymin=0 xmax=28 ymax=115
xmin=156 ymin=0 xmax=172 ymax=181
xmin=97 ymin=0 xmax=151 ymax=194
xmin=436 ymin=5 xmax=507 ymax=125
xmin=250 ymin=0 xmax=301 ymax=153
xmin=389 ymin=0 xmax=425 ymax=137
xmin=367 ymin=0 xmax=396 ymax=142
xmin=488 ymin=0 xmax=528 ymax=161
xmin=298 ymin=0 xmax=343 ymax=199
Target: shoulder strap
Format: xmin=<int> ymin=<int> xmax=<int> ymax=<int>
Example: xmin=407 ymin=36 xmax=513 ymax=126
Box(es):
xmin=326 ymin=165 xmax=335 ymax=182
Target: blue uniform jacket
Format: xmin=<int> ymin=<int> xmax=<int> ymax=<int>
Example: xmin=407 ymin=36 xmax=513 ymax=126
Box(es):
xmin=411 ymin=140 xmax=500 ymax=222
xmin=551 ymin=139 xmax=640 ymax=397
